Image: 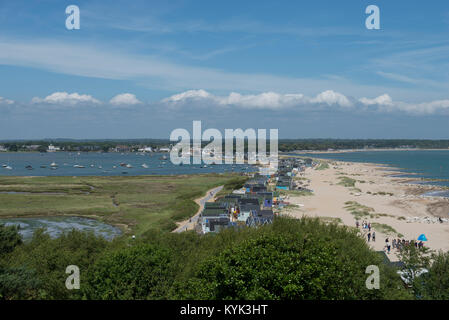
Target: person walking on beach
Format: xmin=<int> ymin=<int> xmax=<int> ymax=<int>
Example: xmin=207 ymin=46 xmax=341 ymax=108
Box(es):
xmin=368 ymin=223 xmax=371 ymax=232
xmin=356 ymin=220 xmax=359 ymax=228
xmin=372 ymin=231 xmax=376 ymax=242
xmin=387 ymin=243 xmax=391 ymax=254
xmin=392 ymin=238 xmax=396 ymax=249
xmin=367 ymin=232 xmax=371 ymax=242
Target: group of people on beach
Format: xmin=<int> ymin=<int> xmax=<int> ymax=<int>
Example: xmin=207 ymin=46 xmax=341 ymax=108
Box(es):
xmin=356 ymin=220 xmax=425 ymax=254
xmin=385 ymin=238 xmax=425 ymax=254
xmin=356 ymin=220 xmax=376 ymax=242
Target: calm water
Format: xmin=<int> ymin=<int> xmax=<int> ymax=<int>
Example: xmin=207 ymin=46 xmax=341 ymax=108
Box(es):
xmin=293 ymin=150 xmax=449 ymax=188
xmin=0 ymin=216 xmax=122 ymax=240
xmin=0 ymin=152 xmax=255 ymax=176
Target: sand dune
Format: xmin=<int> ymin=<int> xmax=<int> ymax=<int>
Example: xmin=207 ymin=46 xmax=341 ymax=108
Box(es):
xmin=284 ymin=160 xmax=449 ymax=261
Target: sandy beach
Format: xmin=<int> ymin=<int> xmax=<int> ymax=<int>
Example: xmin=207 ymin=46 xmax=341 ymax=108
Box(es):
xmin=283 ymin=158 xmax=449 ymax=260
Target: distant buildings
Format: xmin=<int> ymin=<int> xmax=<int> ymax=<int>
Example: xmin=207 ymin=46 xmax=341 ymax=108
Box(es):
xmin=0 ymin=145 xmax=7 ymax=152
xmin=138 ymin=146 xmax=153 ymax=152
xmin=47 ymin=144 xmax=61 ymax=152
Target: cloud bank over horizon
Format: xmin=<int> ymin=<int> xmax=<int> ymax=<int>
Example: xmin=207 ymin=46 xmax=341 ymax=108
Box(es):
xmin=8 ymin=90 xmax=448 ymax=115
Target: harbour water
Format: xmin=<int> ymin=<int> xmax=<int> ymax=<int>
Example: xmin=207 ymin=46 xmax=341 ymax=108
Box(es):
xmin=0 ymin=152 xmax=255 ymax=176
xmin=1 ymin=216 xmax=122 ymax=240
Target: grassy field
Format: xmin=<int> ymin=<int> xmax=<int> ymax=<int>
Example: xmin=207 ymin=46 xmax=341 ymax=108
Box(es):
xmin=0 ymin=174 xmax=246 ymax=235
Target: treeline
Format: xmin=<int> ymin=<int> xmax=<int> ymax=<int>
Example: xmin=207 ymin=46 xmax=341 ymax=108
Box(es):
xmin=0 ymin=139 xmax=171 ymax=152
xmin=278 ymin=139 xmax=449 ymax=152
xmin=3 ymin=139 xmax=449 ymax=153
xmin=1 ymin=217 xmax=448 ymax=300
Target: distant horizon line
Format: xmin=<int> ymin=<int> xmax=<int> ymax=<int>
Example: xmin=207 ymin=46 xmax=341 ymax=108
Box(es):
xmin=3 ymin=138 xmax=449 ymax=142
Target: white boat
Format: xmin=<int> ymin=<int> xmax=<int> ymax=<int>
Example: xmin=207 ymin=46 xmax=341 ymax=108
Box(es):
xmin=126 ymin=164 xmax=133 ymax=168
xmin=2 ymin=164 xmax=7 ymax=168
xmin=50 ymin=162 xmax=58 ymax=167
xmin=142 ymin=164 xmax=149 ymax=168
xmin=5 ymin=166 xmax=12 ymax=170
xmin=74 ymin=164 xmax=85 ymax=168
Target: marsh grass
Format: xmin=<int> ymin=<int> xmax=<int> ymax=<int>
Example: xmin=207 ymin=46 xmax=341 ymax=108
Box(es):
xmin=0 ymin=174 xmax=242 ymax=234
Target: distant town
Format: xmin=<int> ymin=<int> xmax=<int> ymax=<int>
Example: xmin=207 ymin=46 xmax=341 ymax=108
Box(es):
xmin=2 ymin=139 xmax=449 ymax=153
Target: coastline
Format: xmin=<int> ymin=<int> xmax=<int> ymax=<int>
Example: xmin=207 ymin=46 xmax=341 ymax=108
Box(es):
xmin=287 ymin=148 xmax=449 ymax=154
xmin=282 ymin=156 xmax=449 ymax=259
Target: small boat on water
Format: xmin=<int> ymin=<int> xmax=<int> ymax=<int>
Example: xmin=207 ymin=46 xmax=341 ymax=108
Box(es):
xmin=50 ymin=162 xmax=58 ymax=167
xmin=126 ymin=164 xmax=133 ymax=168
xmin=113 ymin=165 xmax=117 ymax=169
xmin=4 ymin=166 xmax=12 ymax=170
xmin=120 ymin=163 xmax=127 ymax=167
xmin=74 ymin=164 xmax=85 ymax=168
xmin=159 ymin=155 xmax=168 ymax=160
xmin=2 ymin=164 xmax=7 ymax=168
xmin=25 ymin=165 xmax=33 ymax=170
xmin=40 ymin=165 xmax=47 ymax=168
xmin=142 ymin=164 xmax=149 ymax=168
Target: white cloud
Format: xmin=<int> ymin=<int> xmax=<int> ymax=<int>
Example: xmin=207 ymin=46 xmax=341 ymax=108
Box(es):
xmin=31 ymin=92 xmax=101 ymax=106
xmin=162 ymin=89 xmax=348 ymax=110
xmin=359 ymin=94 xmax=393 ymax=106
xmin=310 ymin=90 xmax=353 ymax=107
xmin=163 ymin=89 xmax=449 ymax=115
xmin=162 ymin=89 xmax=212 ymax=103
xmin=109 ymin=93 xmax=142 ymax=106
xmin=359 ymin=94 xmax=449 ymax=114
xmin=6 ymin=89 xmax=449 ymax=116
xmin=0 ymin=96 xmax=14 ymax=105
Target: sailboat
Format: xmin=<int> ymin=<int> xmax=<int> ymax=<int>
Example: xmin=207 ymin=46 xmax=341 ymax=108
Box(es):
xmin=142 ymin=163 xmax=149 ymax=168
xmin=5 ymin=165 xmax=12 ymax=170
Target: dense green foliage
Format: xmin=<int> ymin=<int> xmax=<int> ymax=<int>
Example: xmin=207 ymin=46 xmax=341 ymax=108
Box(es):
xmin=413 ymin=251 xmax=449 ymax=300
xmin=84 ymin=244 xmax=174 ymax=299
xmin=0 ymin=228 xmax=111 ymax=299
xmin=0 ymin=224 xmax=22 ymax=256
xmin=278 ymin=139 xmax=449 ymax=151
xmin=0 ymin=217 xmax=422 ymax=300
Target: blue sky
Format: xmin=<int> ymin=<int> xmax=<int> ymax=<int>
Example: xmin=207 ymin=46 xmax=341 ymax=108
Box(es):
xmin=1 ymin=0 xmax=449 ymax=139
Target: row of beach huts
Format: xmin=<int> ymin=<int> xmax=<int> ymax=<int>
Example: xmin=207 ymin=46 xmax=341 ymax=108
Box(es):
xmin=196 ymin=157 xmax=314 ymax=234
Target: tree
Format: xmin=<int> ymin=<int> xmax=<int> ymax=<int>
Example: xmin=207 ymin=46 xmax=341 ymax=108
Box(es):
xmin=173 ymin=218 xmax=408 ymax=300
xmin=84 ymin=244 xmax=174 ymax=299
xmin=415 ymin=251 xmax=449 ymax=299
xmin=396 ymin=242 xmax=432 ymax=300
xmin=0 ymin=224 xmax=22 ymax=257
